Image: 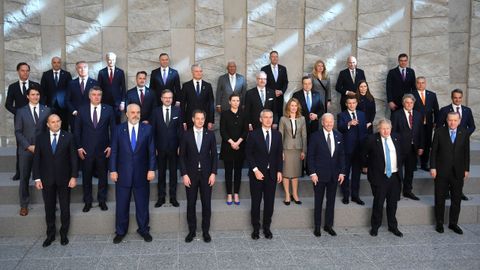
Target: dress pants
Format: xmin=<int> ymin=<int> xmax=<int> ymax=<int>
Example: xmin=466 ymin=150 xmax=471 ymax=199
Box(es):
xmin=115 ymin=184 xmax=150 ymax=236
xmin=249 ymin=170 xmax=277 ymax=231
xmin=314 ymin=179 xmax=338 ymax=228
xmin=420 ymin=124 xmax=433 ymax=167
xmin=224 ymin=159 xmax=243 ymax=194
xmin=341 ymin=150 xmax=361 ymax=199
xmin=371 ymin=173 xmax=401 ymax=230
xmin=81 ymin=154 xmax=108 ymax=204
xmin=185 ymin=170 xmax=212 ymax=233
xmin=434 ymin=169 xmax=464 ymax=225
xmin=402 ymin=145 xmax=417 ymax=194
xmin=42 ymin=183 xmax=71 ymax=238
xmin=18 ymin=151 xmax=34 ymax=208
xmin=157 ymin=150 xmax=178 ymax=199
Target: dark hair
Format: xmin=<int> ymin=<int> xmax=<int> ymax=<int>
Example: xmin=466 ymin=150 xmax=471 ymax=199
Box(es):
xmin=301 ymin=76 xmax=312 ymax=83
xmin=136 ymin=71 xmax=147 ymax=77
xmin=26 ymin=85 xmax=40 ymax=95
xmin=269 ymin=50 xmax=278 ymax=56
xmin=16 ymin=62 xmax=30 ymax=71
xmin=451 ymin=88 xmax=463 ymax=98
xmin=398 ymin=53 xmax=408 ymax=60
xmin=345 ymin=95 xmax=358 ymax=104
xmin=355 ymin=80 xmax=374 ymax=101
xmin=229 ymin=93 xmax=240 ymax=101
xmin=89 ymin=85 xmax=103 ymax=94
xmin=192 ymin=109 xmax=206 ymax=118
xmin=159 ymin=53 xmax=169 ymax=58
xmin=161 ymin=89 xmax=173 ymax=97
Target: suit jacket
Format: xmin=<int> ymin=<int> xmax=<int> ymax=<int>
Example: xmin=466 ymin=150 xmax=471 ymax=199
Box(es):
xmin=179 ymin=128 xmax=218 ymax=178
xmin=335 ymin=68 xmax=366 ymax=101
xmin=216 ymin=73 xmax=247 ymax=110
xmin=261 ymin=64 xmax=288 ymax=93
xmin=361 ymin=133 xmax=403 ymax=187
xmin=412 ymin=90 xmax=439 ymax=127
xmin=97 ymin=67 xmax=126 ymax=111
xmin=386 ymin=66 xmax=416 ymax=108
xmin=391 ymin=109 xmax=425 ymax=153
xmin=150 ymin=106 xmax=183 ymax=152
xmin=32 ymin=130 xmax=79 ymax=186
xmin=430 ymin=126 xmax=470 ymax=179
xmin=291 ymin=89 xmax=324 ymax=135
xmin=14 ymin=104 xmax=51 ymax=151
xmin=337 ymin=110 xmax=368 ymax=154
xmin=5 ymin=80 xmax=41 ymax=115
xmin=66 ymin=77 xmax=98 ymax=114
xmin=150 ymin=67 xmax=181 ymax=104
xmin=437 ymin=105 xmax=476 ymax=135
xmin=307 ymin=129 xmax=345 ymax=183
xmin=125 ymin=87 xmax=157 ymax=122
xmin=278 ymin=116 xmax=307 ymax=152
xmin=244 ymin=87 xmax=277 ymax=129
xmin=41 ymin=69 xmax=73 ymax=109
xmin=109 ymin=122 xmax=156 ymax=188
xmin=180 ymin=80 xmax=215 ymax=124
xmin=74 ymin=104 xmax=115 ymax=157
xmin=245 ymin=128 xmax=283 ymax=179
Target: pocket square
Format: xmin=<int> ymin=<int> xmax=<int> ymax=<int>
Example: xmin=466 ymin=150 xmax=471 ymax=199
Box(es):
xmin=268 ymin=98 xmax=273 ymax=101
xmin=173 ymin=116 xmax=178 ymax=119
xmin=337 ymin=141 xmax=341 ymax=144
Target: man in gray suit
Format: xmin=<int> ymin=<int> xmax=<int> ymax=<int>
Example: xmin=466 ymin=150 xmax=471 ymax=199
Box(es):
xmin=14 ymin=85 xmax=51 ymax=216
xmin=216 ymin=61 xmax=247 ymax=112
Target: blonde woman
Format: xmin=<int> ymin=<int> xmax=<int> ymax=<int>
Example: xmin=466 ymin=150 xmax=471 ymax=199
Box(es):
xmin=309 ymin=60 xmax=331 ymax=111
xmin=279 ymin=98 xmax=307 ymax=205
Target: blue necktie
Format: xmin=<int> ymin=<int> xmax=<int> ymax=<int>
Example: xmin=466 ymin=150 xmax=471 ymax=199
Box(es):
xmin=450 ymin=130 xmax=456 ymax=143
xmin=196 ymin=81 xmax=200 ymax=96
xmin=306 ymin=92 xmax=311 ymax=112
xmin=384 ymin=138 xmax=392 ymax=178
xmin=265 ymin=130 xmax=270 ymax=153
xmin=51 ymin=133 xmax=58 ymax=153
xmin=131 ymin=126 xmax=137 ymax=150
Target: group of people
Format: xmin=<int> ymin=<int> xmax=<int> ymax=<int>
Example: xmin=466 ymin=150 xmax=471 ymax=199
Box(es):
xmin=6 ymin=50 xmax=474 ymax=247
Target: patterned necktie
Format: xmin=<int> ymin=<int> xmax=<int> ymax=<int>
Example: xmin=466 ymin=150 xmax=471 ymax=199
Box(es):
xmin=51 ymin=133 xmax=58 ymax=153
xmin=350 ymin=69 xmax=355 ymax=82
xmin=196 ymin=81 xmax=200 ymax=96
xmin=93 ymin=107 xmax=98 ymax=128
xmin=80 ymin=79 xmax=85 ymax=94
xmin=22 ymin=82 xmax=27 ymax=95
xmin=265 ymin=130 xmax=270 ymax=153
xmin=162 ymin=69 xmax=167 ymax=85
xmin=384 ymin=138 xmax=392 ymax=178
xmin=408 ymin=111 xmax=413 ymax=129
xmin=306 ymin=92 xmax=311 ymax=112
xmin=33 ymin=106 xmax=39 ymax=124
xmin=327 ymin=132 xmax=332 ymax=157
xmin=131 ymin=126 xmax=136 ymax=150
xmin=54 ymin=72 xmax=59 ymax=86
xmin=450 ymin=130 xmax=456 ymax=143
xmin=109 ymin=68 xmax=113 ymax=84
xmin=139 ymin=89 xmax=144 ymax=105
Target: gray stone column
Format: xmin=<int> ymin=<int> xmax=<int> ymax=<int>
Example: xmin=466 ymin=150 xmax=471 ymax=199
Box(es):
xmin=468 ymin=0 xmax=479 ymax=139
xmin=0 ymin=0 xmax=6 ymax=146
xmin=224 ymin=0 xmax=247 ymax=78
xmin=40 ymin=0 xmax=65 ymax=71
xmin=449 ymin=0 xmax=471 ymax=95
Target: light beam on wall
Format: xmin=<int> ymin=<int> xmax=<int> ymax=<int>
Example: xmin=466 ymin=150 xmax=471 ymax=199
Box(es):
xmin=305 ymin=3 xmax=345 ymax=39
xmin=360 ymin=8 xmax=405 ymax=40
xmin=248 ymin=1 xmax=275 ymax=21
xmin=4 ymin=0 xmax=45 ymax=36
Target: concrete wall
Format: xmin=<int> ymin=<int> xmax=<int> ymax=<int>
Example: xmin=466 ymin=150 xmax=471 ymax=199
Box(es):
xmin=1 ymin=0 xmax=478 ymax=144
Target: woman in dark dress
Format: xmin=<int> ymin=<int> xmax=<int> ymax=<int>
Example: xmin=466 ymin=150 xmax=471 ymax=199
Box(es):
xmin=220 ymin=93 xmax=248 ymax=205
xmin=356 ymin=80 xmax=376 ymax=134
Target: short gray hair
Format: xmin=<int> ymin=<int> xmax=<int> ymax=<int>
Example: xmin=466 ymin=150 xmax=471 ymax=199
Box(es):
xmin=256 ymin=71 xmax=267 ymax=79
xmin=260 ymin=109 xmax=273 ymax=118
xmin=402 ymin=93 xmax=416 ymax=104
xmin=226 ymin=60 xmax=236 ymax=66
xmin=191 ymin=63 xmax=202 ymax=72
xmin=321 ymin=113 xmax=334 ymax=122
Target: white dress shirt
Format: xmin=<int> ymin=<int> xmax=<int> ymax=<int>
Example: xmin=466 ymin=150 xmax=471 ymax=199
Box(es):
xmin=403 ymin=108 xmax=412 ymax=129
xmin=137 ymin=86 xmax=145 ymax=102
xmin=382 ymin=136 xmax=398 ymax=173
xmin=229 ymin=73 xmax=236 ymax=90
xmin=128 ymin=122 xmax=139 ymax=142
xmin=193 ymin=79 xmax=202 ymax=92
xmin=452 ymin=104 xmax=462 ymax=118
xmin=90 ymin=104 xmax=101 ymax=123
xmin=19 ymin=80 xmax=29 ymax=95
xmin=108 ymin=66 xmax=115 ymax=78
xmin=194 ymin=127 xmax=203 ymax=168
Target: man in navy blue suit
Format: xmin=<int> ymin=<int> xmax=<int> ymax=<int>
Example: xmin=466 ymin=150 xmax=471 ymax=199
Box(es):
xmin=335 ymin=56 xmax=366 ymax=111
xmin=150 ymin=53 xmax=181 ymax=105
xmin=386 ymin=53 xmax=417 ymax=112
xmin=391 ymin=94 xmax=424 ymax=200
xmin=97 ymin=52 xmax=127 ymax=123
xmin=75 ymin=86 xmax=115 ymax=212
xmin=66 ymin=61 xmax=98 ymax=132
xmin=308 ymin=113 xmax=345 ymax=237
xmin=125 ymin=71 xmax=157 ymax=123
xmin=180 ymin=110 xmax=217 ymax=243
xmin=41 ymin=56 xmax=72 ymax=131
xmin=261 ymin=51 xmax=288 ymax=122
xmin=109 ymin=103 xmax=156 ymax=244
xmin=337 ymin=96 xmax=367 ymax=205
xmin=412 ymin=77 xmax=439 ymax=171
xmin=246 ymin=109 xmax=283 ymax=240
xmin=151 ymin=89 xmax=183 ymax=208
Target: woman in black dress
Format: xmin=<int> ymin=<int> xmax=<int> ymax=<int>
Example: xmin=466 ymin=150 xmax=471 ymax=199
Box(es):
xmin=220 ymin=93 xmax=248 ymax=205
xmin=356 ymin=80 xmax=376 ymax=134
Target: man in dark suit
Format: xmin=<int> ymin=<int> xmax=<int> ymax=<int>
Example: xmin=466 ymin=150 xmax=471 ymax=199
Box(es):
xmin=33 ymin=114 xmax=78 ymax=247
xmin=391 ymin=94 xmax=424 ymax=200
xmin=431 ymin=112 xmax=470 ymax=235
xmin=151 ymin=89 xmax=183 ymax=208
xmin=66 ymin=61 xmax=98 ymax=132
xmin=386 ymin=53 xmax=416 ymax=112
xmin=125 ymin=71 xmax=157 ymax=123
xmin=5 ymin=62 xmax=41 ymax=181
xmin=291 ymin=76 xmax=325 ymax=140
xmin=109 ymin=103 xmax=156 ymax=244
xmin=335 ymin=56 xmax=366 ymax=111
xmin=97 ymin=52 xmax=127 ymax=123
xmin=74 ymin=86 xmax=115 ymax=212
xmin=180 ymin=110 xmax=217 ymax=243
xmin=15 ymin=86 xmax=51 ymax=216
xmin=362 ymin=118 xmax=404 ymax=237
xmin=337 ymin=96 xmax=367 ymax=205
xmin=412 ymin=77 xmax=439 ymax=171
xmin=437 ymin=89 xmax=476 ymax=136
xmin=246 ymin=109 xmax=283 ymax=240
xmin=244 ymin=71 xmax=277 ymax=131
xmin=261 ymin=51 xmax=288 ymax=122
xmin=150 ymin=53 xmax=181 ymax=105
xmin=216 ymin=60 xmax=247 ymax=112
xmin=180 ymin=64 xmax=215 ymax=130
xmin=41 ymin=56 xmax=72 ymax=131
xmin=308 ymin=113 xmax=345 ymax=237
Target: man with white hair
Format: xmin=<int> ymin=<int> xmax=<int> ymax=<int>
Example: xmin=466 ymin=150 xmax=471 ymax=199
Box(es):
xmin=98 ymin=52 xmax=126 ymax=123
xmin=244 ymin=71 xmax=277 ymax=130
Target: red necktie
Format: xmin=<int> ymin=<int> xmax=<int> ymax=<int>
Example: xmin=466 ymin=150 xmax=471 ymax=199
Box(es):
xmin=408 ymin=111 xmax=413 ymax=129
xmin=109 ymin=68 xmax=113 ymax=84
xmin=139 ymin=89 xmax=144 ymax=105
